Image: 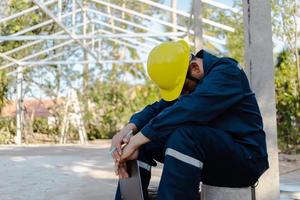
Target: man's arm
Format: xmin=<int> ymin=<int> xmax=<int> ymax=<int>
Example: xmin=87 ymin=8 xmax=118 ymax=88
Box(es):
xmin=129 ymin=99 xmax=176 ymax=131
xmin=110 ymin=96 xmax=175 ymax=161
xmin=140 ymin=60 xmax=244 ymax=141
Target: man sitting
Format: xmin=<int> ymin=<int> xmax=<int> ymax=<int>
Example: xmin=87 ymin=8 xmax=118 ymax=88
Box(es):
xmin=111 ymin=40 xmax=269 ymax=200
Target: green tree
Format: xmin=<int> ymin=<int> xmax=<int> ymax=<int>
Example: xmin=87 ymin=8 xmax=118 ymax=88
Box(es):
xmin=272 ymin=0 xmax=300 ymax=152
xmin=0 ymin=71 xmax=9 ymax=112
xmin=275 ymin=50 xmax=300 ymax=151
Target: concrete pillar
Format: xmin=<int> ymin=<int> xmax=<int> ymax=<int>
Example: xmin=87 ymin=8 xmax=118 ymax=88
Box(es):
xmin=15 ymin=65 xmax=23 ymax=145
xmin=193 ymin=0 xmax=203 ymax=50
xmin=171 ymin=0 xmax=177 ymax=33
xmin=242 ymin=1 xmax=280 ymax=200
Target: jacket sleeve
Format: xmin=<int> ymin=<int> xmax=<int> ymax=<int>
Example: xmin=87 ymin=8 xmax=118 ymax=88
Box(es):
xmin=141 ymin=60 xmax=244 ymax=141
xmin=129 ymin=99 xmax=176 ymax=131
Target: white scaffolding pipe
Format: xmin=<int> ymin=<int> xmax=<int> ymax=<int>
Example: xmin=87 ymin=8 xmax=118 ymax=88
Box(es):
xmin=90 ymin=0 xmax=229 ymax=45
xmin=92 ymin=24 xmax=95 ymax=50
xmin=7 ymin=41 xmax=92 ymax=75
xmin=202 ymin=0 xmax=238 ymax=13
xmin=88 ymin=8 xmax=194 ymax=46
xmin=88 ymin=6 xmax=221 ymax=46
xmin=0 ymin=40 xmax=74 ymax=70
xmin=8 ymin=9 xmax=81 ymax=38
xmin=137 ymin=0 xmax=238 ymax=15
xmin=2 ymin=26 xmax=152 ymax=72
xmin=92 ymin=20 xmax=158 ymax=48
xmin=15 ymin=64 xmax=23 ymax=146
xmin=7 ymin=37 xmax=150 ymax=75
xmin=88 ymin=9 xmax=155 ymax=34
xmin=0 ymin=52 xmax=23 ymax=65
xmin=1 ymin=22 xmax=153 ymax=71
xmin=7 ymin=36 xmax=150 ymax=75
xmin=18 ymin=60 xmax=146 ymax=65
xmin=0 ymin=32 xmax=185 ymax=41
xmin=3 ymin=22 xmax=85 ymax=56
xmin=91 ymin=0 xmax=189 ymax=32
xmin=58 ymin=0 xmax=62 ymax=21
xmin=91 ymin=0 xmax=234 ymax=32
xmin=96 ymin=29 xmax=152 ymax=52
xmin=72 ymin=0 xmax=76 ymax=34
xmin=0 ymin=0 xmax=58 ymax=24
xmin=32 ymin=0 xmax=99 ymax=62
xmin=83 ymin=0 xmax=88 ymax=92
xmin=74 ymin=0 xmax=162 ymax=47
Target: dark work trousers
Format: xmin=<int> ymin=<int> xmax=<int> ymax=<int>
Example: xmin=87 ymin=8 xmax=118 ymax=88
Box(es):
xmin=114 ymin=125 xmax=268 ymax=200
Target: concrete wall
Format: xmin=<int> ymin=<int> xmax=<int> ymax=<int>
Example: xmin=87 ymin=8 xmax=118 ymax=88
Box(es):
xmin=243 ymin=1 xmax=280 ymax=200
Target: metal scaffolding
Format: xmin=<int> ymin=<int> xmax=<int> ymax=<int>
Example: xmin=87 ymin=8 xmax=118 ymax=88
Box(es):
xmin=0 ymin=0 xmax=236 ymax=145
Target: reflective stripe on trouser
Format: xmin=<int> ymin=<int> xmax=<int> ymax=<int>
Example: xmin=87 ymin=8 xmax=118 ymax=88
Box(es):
xmin=157 ymin=128 xmax=205 ymax=200
xmin=137 ymin=160 xmax=151 ymax=172
xmin=165 ymin=148 xmax=203 ymax=168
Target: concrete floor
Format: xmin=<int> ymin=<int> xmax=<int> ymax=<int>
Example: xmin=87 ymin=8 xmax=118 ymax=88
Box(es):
xmin=0 ymin=141 xmax=162 ymax=200
xmin=0 ymin=141 xmax=299 ymax=200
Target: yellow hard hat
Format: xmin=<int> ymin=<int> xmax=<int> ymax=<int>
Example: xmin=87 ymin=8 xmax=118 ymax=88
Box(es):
xmin=147 ymin=40 xmax=190 ymax=101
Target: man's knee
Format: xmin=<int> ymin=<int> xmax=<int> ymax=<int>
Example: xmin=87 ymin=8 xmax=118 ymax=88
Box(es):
xmin=138 ymin=140 xmax=165 ymax=165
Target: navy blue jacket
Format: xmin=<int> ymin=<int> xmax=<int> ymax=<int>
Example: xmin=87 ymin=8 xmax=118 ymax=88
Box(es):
xmin=130 ymin=50 xmax=268 ymax=158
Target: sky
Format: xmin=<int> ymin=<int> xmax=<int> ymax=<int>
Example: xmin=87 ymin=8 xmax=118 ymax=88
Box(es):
xmin=168 ymin=0 xmax=233 ymax=12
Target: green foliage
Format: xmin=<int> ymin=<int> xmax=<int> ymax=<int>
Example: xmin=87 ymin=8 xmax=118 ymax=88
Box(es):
xmin=0 ymin=0 xmax=48 ymax=57
xmin=0 ymin=117 xmax=15 ymax=144
xmin=32 ymin=117 xmax=50 ymax=134
xmin=0 ymin=117 xmax=16 ymax=134
xmin=83 ymin=79 xmax=158 ymax=139
xmin=272 ymin=0 xmax=300 ymax=152
xmin=0 ymin=71 xmax=9 ymax=112
xmin=275 ymin=50 xmax=300 ymax=152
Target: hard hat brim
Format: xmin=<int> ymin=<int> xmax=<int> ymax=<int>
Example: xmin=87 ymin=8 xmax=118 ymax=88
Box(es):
xmin=160 ymin=77 xmax=186 ymax=101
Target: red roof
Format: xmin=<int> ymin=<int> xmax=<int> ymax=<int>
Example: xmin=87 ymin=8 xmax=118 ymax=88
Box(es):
xmin=1 ymin=99 xmax=64 ymax=117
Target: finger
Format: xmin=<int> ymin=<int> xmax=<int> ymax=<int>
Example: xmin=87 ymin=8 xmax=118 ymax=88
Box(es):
xmin=114 ymin=161 xmax=119 ymax=176
xmin=119 ymin=162 xmax=124 ymax=178
xmin=113 ymin=150 xmax=120 ymax=161
xmin=116 ymin=144 xmax=122 ymax=155
xmin=111 ymin=135 xmax=118 ymax=149
xmin=122 ymin=137 xmax=129 ymax=144
xmin=121 ymin=148 xmax=132 ymax=161
xmin=119 ymin=162 xmax=128 ymax=179
xmin=122 ymin=134 xmax=132 ymax=144
xmin=123 ymin=162 xmax=129 ymax=178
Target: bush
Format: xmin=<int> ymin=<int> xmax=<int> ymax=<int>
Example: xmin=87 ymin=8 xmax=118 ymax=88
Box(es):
xmin=83 ymin=80 xmax=158 ymax=139
xmin=275 ymin=50 xmax=300 ymax=152
xmin=0 ymin=118 xmax=15 ymax=144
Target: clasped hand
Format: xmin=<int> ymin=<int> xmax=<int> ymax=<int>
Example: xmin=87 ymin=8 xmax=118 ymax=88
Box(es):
xmin=110 ymin=125 xmax=150 ymax=179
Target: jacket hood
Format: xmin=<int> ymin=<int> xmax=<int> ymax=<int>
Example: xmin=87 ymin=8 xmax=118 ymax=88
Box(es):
xmin=196 ymin=50 xmax=220 ymax=77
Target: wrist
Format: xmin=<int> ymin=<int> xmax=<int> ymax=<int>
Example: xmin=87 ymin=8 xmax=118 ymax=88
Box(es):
xmin=130 ymin=133 xmax=150 ymax=149
xmin=124 ymin=123 xmax=137 ymax=134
